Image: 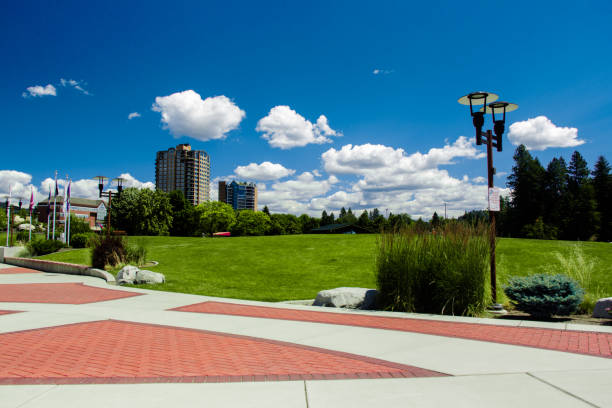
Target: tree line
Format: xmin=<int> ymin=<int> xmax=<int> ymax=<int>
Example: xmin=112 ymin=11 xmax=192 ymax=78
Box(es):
xmin=108 ymin=188 xmax=417 ymax=237
xmin=496 ymin=145 xmax=611 ymax=241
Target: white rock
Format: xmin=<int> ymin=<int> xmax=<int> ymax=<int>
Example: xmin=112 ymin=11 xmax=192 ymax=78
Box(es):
xmin=116 ymin=265 xmax=139 ymax=285
xmin=18 ymin=224 xmax=35 ymax=231
xmin=592 ymin=297 xmax=612 ymax=318
xmin=135 ymin=269 xmax=165 ymax=284
xmin=313 ymin=287 xmax=378 ymax=309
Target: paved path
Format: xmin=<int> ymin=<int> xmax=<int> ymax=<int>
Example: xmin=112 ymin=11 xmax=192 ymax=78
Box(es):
xmin=1 ymin=262 xmax=611 ymax=407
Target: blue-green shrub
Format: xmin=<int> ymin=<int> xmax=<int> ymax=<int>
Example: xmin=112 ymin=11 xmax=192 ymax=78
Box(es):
xmin=504 ymin=274 xmax=584 ymax=317
xmin=376 ymin=222 xmax=490 ymax=316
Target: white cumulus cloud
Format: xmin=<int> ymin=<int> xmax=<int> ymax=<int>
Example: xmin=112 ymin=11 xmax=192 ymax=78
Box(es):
xmin=256 ymin=106 xmax=341 ymax=149
xmin=234 ymin=161 xmax=295 ymax=181
xmin=128 ymin=112 xmax=141 ymax=120
xmin=22 ymin=84 xmax=56 ymax=98
xmin=322 ymin=136 xmax=484 ymax=176
xmin=152 ymin=90 xmax=245 ymax=142
xmin=508 ymin=116 xmax=584 ymax=151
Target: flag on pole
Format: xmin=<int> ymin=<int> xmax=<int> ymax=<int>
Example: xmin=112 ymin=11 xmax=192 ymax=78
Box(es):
xmin=47 ymin=184 xmax=51 ymax=240
xmin=29 ymin=187 xmax=34 ymax=242
xmin=5 ymin=185 xmax=11 ymax=247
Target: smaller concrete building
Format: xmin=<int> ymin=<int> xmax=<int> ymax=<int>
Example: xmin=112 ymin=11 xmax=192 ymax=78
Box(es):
xmin=37 ymin=197 xmax=107 ymax=229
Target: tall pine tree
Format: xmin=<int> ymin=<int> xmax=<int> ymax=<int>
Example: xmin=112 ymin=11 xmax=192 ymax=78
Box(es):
xmin=592 ymin=156 xmax=612 ymax=241
xmin=507 ymin=145 xmax=546 ymax=236
xmin=564 ymin=151 xmax=597 ymax=240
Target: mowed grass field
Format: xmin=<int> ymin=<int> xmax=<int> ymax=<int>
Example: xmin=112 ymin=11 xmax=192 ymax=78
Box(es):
xmin=37 ymin=235 xmax=612 ymax=303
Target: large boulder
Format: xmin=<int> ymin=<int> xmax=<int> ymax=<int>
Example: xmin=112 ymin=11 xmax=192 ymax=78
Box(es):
xmin=135 ymin=269 xmax=165 ymax=284
xmin=592 ymin=297 xmax=612 ymax=318
xmin=116 ymin=265 xmax=139 ymax=285
xmin=313 ymin=287 xmax=378 ymax=310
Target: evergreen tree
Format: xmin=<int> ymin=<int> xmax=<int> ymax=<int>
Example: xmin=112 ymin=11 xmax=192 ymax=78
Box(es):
xmin=507 ymin=145 xmax=545 ymax=236
xmin=357 ymin=210 xmax=370 ymax=229
xmin=431 ymin=212 xmax=441 ymax=228
xmin=542 ymin=157 xmax=569 ymax=237
xmin=262 ymin=205 xmax=270 ymax=215
xmin=564 ymin=151 xmax=597 ymax=240
xmin=320 ymin=210 xmax=330 ymax=226
xmin=592 ymin=156 xmax=612 ymax=241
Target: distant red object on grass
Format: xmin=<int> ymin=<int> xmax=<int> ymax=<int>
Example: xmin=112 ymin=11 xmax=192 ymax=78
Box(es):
xmin=212 ymin=232 xmax=231 ymax=237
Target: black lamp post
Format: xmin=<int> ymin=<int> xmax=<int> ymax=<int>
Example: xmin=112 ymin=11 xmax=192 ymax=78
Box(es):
xmin=458 ymin=92 xmax=518 ymax=311
xmin=93 ymin=176 xmax=125 ymax=234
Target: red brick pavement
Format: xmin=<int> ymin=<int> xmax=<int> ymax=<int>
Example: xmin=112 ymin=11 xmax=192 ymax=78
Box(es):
xmin=0 ymin=320 xmax=446 ymax=384
xmin=0 ymin=283 xmax=142 ymax=304
xmin=0 ymin=310 xmax=21 ymax=315
xmin=0 ymin=267 xmax=41 ymax=274
xmin=171 ymin=301 xmax=612 ymax=359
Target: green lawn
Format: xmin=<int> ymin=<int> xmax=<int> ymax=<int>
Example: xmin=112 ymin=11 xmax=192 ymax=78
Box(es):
xmin=36 ymin=235 xmax=612 ymax=303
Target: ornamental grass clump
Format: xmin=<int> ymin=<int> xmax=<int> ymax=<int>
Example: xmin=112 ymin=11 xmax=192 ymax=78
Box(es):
xmin=376 ymin=222 xmax=490 ymax=316
xmin=503 ymin=274 xmax=584 ymax=318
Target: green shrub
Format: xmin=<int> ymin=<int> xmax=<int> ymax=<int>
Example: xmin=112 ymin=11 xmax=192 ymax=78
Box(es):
xmin=125 ymin=242 xmax=147 ymax=266
xmin=376 ymin=222 xmax=490 ymax=316
xmin=27 ymin=238 xmax=66 ymax=256
xmin=70 ymin=233 xmax=91 ymax=248
xmin=504 ymin=274 xmax=584 ymax=318
xmin=68 ymin=215 xmax=92 ymax=234
xmin=90 ymin=235 xmax=127 ymax=269
xmin=16 ymin=230 xmax=30 ymax=242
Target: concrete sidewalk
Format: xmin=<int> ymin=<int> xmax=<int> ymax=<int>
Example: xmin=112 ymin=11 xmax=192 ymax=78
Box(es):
xmin=1 ymin=263 xmax=611 ymax=408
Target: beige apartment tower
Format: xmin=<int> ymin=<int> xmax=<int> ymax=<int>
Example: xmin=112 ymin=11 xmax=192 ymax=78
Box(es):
xmin=155 ymin=144 xmax=210 ymax=205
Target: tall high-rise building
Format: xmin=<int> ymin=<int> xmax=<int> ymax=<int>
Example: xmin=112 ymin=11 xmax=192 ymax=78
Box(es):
xmin=155 ymin=144 xmax=210 ymax=205
xmin=218 ymin=180 xmax=257 ymax=211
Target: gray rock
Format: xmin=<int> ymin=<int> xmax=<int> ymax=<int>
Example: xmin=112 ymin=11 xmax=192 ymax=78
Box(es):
xmin=592 ymin=297 xmax=612 ymax=318
xmin=135 ymin=269 xmax=165 ymax=284
xmin=116 ymin=265 xmax=139 ymax=285
xmin=313 ymin=287 xmax=378 ymax=309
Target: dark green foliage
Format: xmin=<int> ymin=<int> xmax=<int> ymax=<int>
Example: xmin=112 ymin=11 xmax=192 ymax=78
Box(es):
xmin=504 ymin=274 xmax=584 ymax=318
xmin=27 ymin=238 xmax=66 ymax=256
xmin=376 ymin=222 xmax=489 ymax=316
xmin=268 ymin=213 xmax=301 ymax=235
xmin=507 ymin=145 xmax=546 ymax=236
xmin=592 ymin=156 xmax=612 ymax=241
xmin=90 ymin=235 xmax=127 ymax=269
xmin=504 ymin=146 xmax=607 ymax=242
xmin=111 ymin=188 xmax=173 ymax=236
xmin=16 ymin=230 xmax=30 ymax=242
xmin=231 ymin=210 xmax=271 ymax=236
xmin=70 ymin=233 xmax=91 ymax=248
xmin=298 ymin=214 xmax=319 ymax=233
xmin=168 ymin=190 xmax=196 ymax=237
xmin=68 ymin=214 xmax=91 ymax=234
xmin=521 ymin=217 xmax=558 ymax=240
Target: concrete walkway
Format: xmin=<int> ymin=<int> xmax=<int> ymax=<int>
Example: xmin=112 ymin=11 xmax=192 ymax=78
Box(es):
xmin=1 ymin=263 xmax=611 ymax=407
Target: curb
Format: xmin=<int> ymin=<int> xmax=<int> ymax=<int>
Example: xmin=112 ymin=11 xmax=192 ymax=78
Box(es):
xmin=3 ymin=257 xmax=116 ymax=285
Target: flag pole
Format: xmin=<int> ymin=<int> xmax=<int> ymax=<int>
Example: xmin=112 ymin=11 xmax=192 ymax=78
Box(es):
xmin=5 ymin=186 xmax=11 ymax=247
xmin=29 ymin=187 xmax=33 ymax=242
xmin=52 ymin=171 xmax=57 ymax=240
xmin=46 ymin=184 xmax=51 ymax=240
xmin=66 ymin=177 xmax=71 ymax=246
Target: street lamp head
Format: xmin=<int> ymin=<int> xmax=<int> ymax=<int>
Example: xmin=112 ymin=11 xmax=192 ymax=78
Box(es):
xmin=458 ymin=92 xmax=499 ymax=145
xmin=93 ymin=176 xmax=108 ymax=198
xmin=113 ymin=177 xmax=127 ymax=194
xmin=479 ymin=101 xmax=518 ymax=152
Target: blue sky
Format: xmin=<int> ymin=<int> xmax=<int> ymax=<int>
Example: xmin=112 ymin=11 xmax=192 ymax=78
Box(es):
xmin=1 ymin=1 xmax=611 ymax=218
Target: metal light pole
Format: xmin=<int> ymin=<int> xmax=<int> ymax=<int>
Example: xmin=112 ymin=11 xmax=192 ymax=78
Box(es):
xmin=94 ymin=176 xmax=125 ymax=235
xmin=458 ymin=92 xmax=518 ymax=311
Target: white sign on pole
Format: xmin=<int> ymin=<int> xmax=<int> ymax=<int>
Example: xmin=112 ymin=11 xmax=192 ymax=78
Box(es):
xmin=488 ymin=187 xmax=500 ymax=212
